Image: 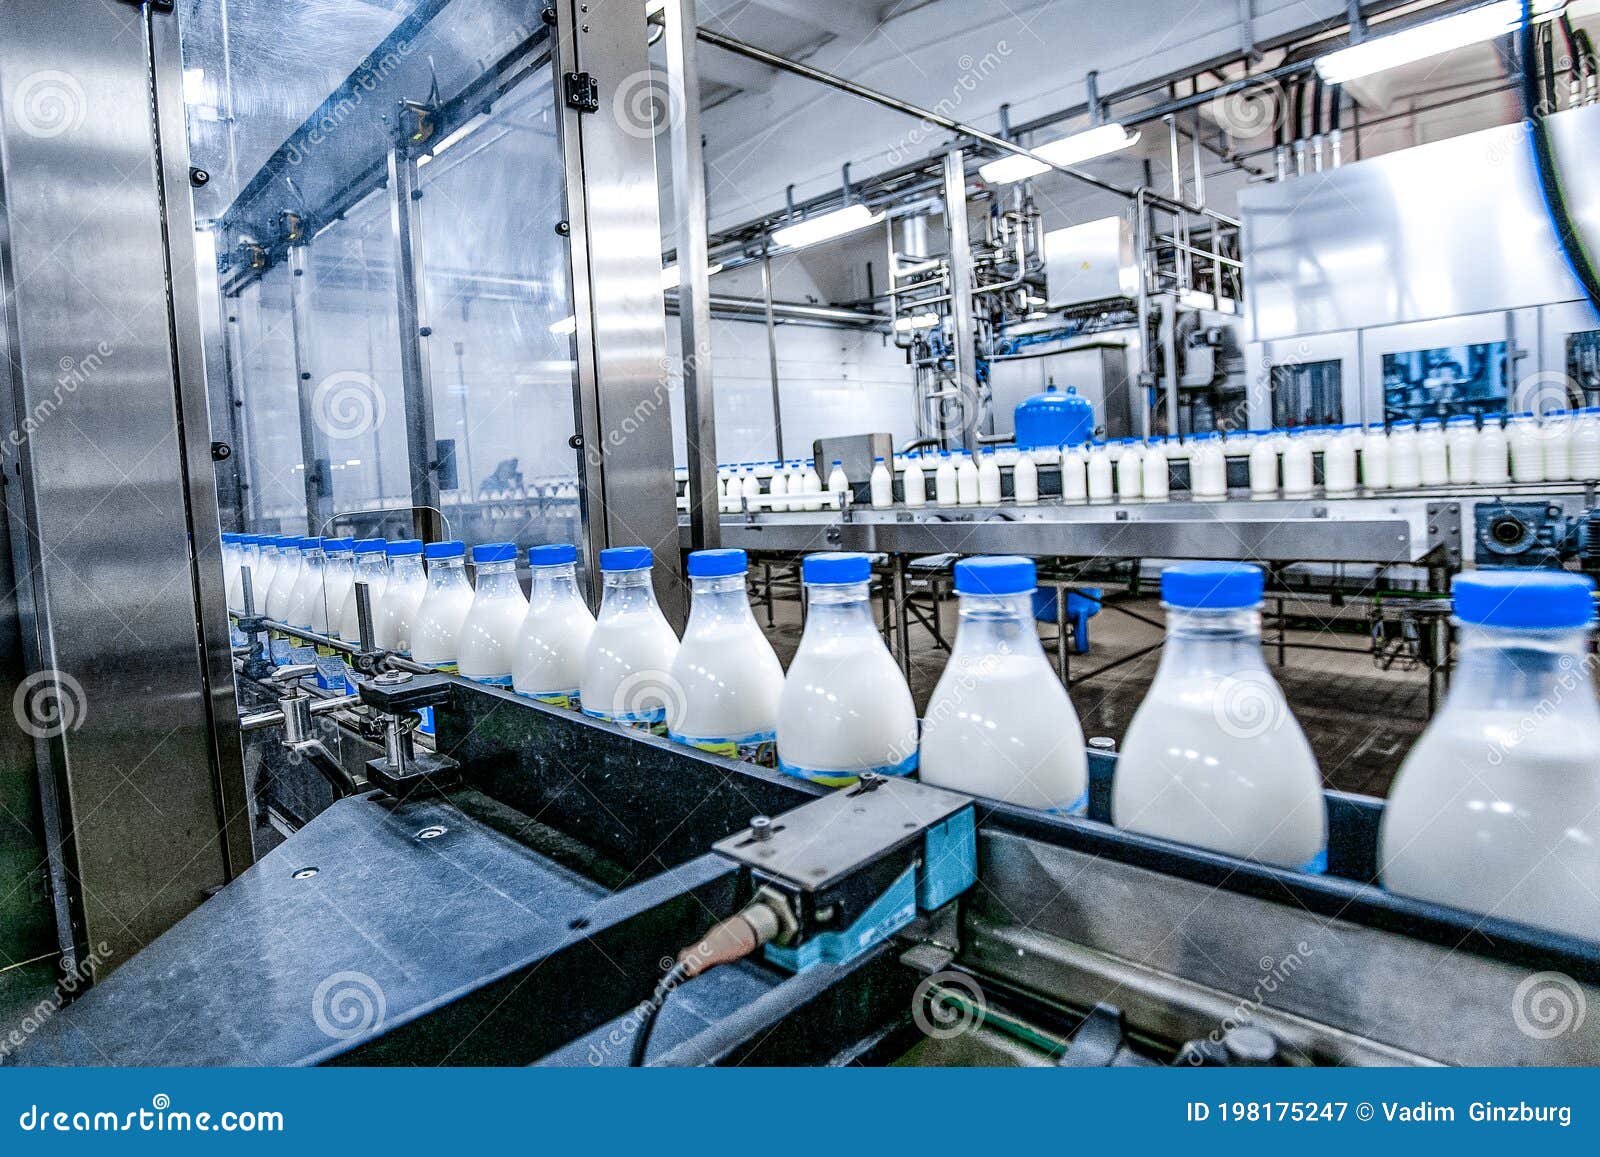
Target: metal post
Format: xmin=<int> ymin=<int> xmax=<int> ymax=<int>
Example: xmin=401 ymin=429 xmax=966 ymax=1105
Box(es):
xmin=388 ymin=145 xmax=443 ymax=544
xmin=892 ymin=553 xmax=912 ymax=680
xmin=761 ymin=249 xmax=784 ymax=462
xmin=1159 ymin=293 xmax=1181 ymax=436
xmin=286 ymin=244 xmax=333 ymax=533
xmin=666 ymin=0 xmax=721 ymax=553
xmin=943 ymin=149 xmax=978 ymax=452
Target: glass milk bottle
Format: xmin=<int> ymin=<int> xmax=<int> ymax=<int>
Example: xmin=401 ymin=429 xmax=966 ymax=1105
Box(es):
xmin=955 ymin=451 xmax=980 ymax=505
xmin=411 ymin=541 xmax=474 ymax=673
xmin=376 ymin=539 xmax=425 ymax=655
xmin=264 ymin=536 xmax=306 ymax=665
xmin=1248 ymin=432 xmax=1278 ymax=499
xmin=580 ymin=546 xmax=681 ymax=733
xmin=285 ymin=538 xmax=326 ymax=666
xmin=1360 ymin=424 xmax=1391 ymax=489
xmin=869 ymin=456 xmax=894 ymax=508
xmin=919 ymin=557 xmax=1088 ymax=813
xmin=512 ymin=543 xmax=595 ymax=709
xmin=1508 ymin=413 xmax=1545 ymax=482
xmin=1473 ymin=414 xmax=1511 ymax=484
xmin=827 ymin=459 xmax=850 ymax=501
xmin=314 ymin=540 xmax=355 ymax=691
xmin=1388 ymin=419 xmax=1421 ymax=488
xmin=1013 ymin=451 xmax=1039 ymax=504
xmin=933 ymin=450 xmax=958 ymax=505
xmin=1572 ymin=408 xmax=1600 ymax=479
xmin=1381 ymin=570 xmax=1600 ymax=939
xmin=977 ymin=447 xmax=1002 ymax=504
xmin=1060 ymin=443 xmax=1088 ymax=503
xmin=775 ymin=552 xmax=918 ymax=785
xmin=1086 ymin=443 xmax=1114 ymax=501
xmin=1281 ymin=430 xmax=1314 ymax=498
xmin=1113 ymin=562 xmax=1328 ymax=871
xmin=1416 ymin=417 xmax=1449 ymax=486
xmin=338 ymin=539 xmax=388 ymax=644
xmin=1542 ymin=410 xmax=1573 ymax=482
xmin=457 ymin=542 xmax=528 ymax=686
xmin=1323 ymin=427 xmax=1358 ymax=496
xmin=1115 ymin=439 xmax=1143 ymax=500
xmin=667 ymin=548 xmax=784 ymax=765
xmin=903 ymin=454 xmax=927 ymax=507
xmin=1142 ymin=438 xmax=1169 ymax=501
xmin=1444 ymin=416 xmax=1478 ymax=485
xmin=248 ymin=535 xmax=280 ymax=600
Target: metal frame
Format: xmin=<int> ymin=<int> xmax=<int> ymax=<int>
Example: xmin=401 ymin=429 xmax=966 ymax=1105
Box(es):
xmin=286 ymin=244 xmax=333 ymax=533
xmin=387 ymin=145 xmax=444 ymax=544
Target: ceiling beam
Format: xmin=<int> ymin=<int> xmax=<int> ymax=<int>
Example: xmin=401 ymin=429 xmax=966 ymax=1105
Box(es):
xmin=697 ymin=41 xmax=776 ymax=91
xmin=744 ymin=0 xmax=883 ymax=43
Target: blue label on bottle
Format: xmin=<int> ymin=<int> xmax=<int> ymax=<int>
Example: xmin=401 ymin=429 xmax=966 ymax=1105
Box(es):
xmin=669 ymin=729 xmax=777 ymax=768
xmin=583 ymin=706 xmax=667 ymax=736
xmin=268 ymin=632 xmax=293 ymax=665
xmin=1048 ymin=789 xmax=1090 ymax=818
xmin=515 ymin=688 xmax=581 ymax=710
xmin=1298 ymin=847 xmax=1329 ymax=875
xmin=777 ymin=749 xmax=918 ymax=788
xmin=467 ymin=674 xmax=513 ymax=687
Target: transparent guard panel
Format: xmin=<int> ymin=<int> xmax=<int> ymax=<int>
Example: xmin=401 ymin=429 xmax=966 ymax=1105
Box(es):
xmin=233 ymin=268 xmax=306 ymax=534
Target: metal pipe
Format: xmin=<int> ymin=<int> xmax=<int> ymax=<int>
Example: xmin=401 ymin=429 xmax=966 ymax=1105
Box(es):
xmin=696 ymin=27 xmax=1135 ymax=200
xmin=943 ymin=149 xmax=979 ymax=451
xmin=666 ymin=293 xmax=884 ymax=328
xmin=761 ymin=251 xmax=784 ymax=461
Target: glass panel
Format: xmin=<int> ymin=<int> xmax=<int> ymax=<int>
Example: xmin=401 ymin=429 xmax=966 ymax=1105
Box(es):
xmin=1270 ymin=358 xmax=1343 ymax=429
xmin=415 ymin=74 xmax=581 ymax=552
xmin=1381 ymin=342 xmax=1509 ymax=424
xmin=232 ymin=268 xmax=305 ymax=534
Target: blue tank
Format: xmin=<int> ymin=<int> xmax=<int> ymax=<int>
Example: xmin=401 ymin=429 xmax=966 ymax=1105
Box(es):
xmin=1013 ymin=383 xmax=1094 ymax=450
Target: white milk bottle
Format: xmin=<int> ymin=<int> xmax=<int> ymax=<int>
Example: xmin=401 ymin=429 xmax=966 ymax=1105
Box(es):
xmin=1360 ymin=424 xmax=1391 ymax=489
xmin=919 ymin=556 xmax=1088 ymax=813
xmin=1191 ymin=434 xmax=1228 ymax=501
xmin=1508 ymin=413 xmax=1544 ymax=482
xmin=1416 ymin=417 xmax=1449 ymax=486
xmin=869 ymin=456 xmax=894 ymax=508
xmin=955 ymin=451 xmax=980 ymax=505
xmin=1473 ymin=414 xmax=1511 ymax=484
xmin=1571 ymin=407 xmax=1600 ymax=478
xmin=512 ymin=543 xmax=595 ymax=709
xmin=376 ymin=539 xmax=426 ymax=655
xmin=767 ymin=462 xmax=789 ymax=511
xmin=741 ymin=466 xmax=762 ymax=505
xmin=247 ymin=535 xmax=279 ymax=605
xmin=1142 ymin=439 xmax=1170 ymax=501
xmin=580 ymin=546 xmax=681 ymax=733
xmin=667 ymin=548 xmax=784 ymax=765
xmin=285 ymin=537 xmax=327 ymax=666
xmin=1380 ymin=570 xmax=1600 ymax=938
xmin=801 ymin=460 xmax=824 ymax=510
xmin=903 ymin=454 xmax=927 ymax=507
xmin=977 ymin=448 xmax=1002 ymax=503
xmin=1323 ymin=427 xmax=1358 ymax=496
xmin=1013 ymin=451 xmax=1039 ymax=504
xmin=265 ymin=536 xmax=306 ymax=665
xmin=457 ymin=542 xmax=528 ymax=686
xmin=338 ymin=538 xmax=389 ymax=650
xmin=1060 ymin=443 xmax=1088 ymax=503
xmin=1542 ymin=410 xmax=1573 ymax=482
xmin=1248 ymin=432 xmax=1278 ymax=499
xmin=933 ymin=450 xmax=958 ymax=505
xmin=1281 ymin=430 xmax=1314 ymax=498
xmin=223 ymin=534 xmax=247 ymax=648
xmin=776 ymin=552 xmax=917 ymax=785
xmin=409 ymin=544 xmax=475 ymax=730
xmin=1086 ymin=443 xmax=1114 ymax=502
xmin=316 ymin=539 xmax=355 ymax=692
xmin=1113 ymin=562 xmax=1328 ymax=871
xmin=1445 ymin=416 xmax=1478 ymax=485
xmin=827 ymin=459 xmax=850 ymax=505
xmin=1388 ymin=420 xmax=1421 ymax=488
xmin=1115 ymin=439 xmax=1143 ymax=500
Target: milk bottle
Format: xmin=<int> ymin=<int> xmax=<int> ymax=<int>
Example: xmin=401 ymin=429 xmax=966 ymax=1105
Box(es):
xmin=801 ymin=461 xmax=824 ymax=510
xmin=1322 ymin=427 xmax=1358 ymax=495
xmin=933 ymin=451 xmax=958 ymax=505
xmin=903 ymin=454 xmax=928 ymax=507
xmin=1086 ymin=443 xmax=1114 ymax=502
xmin=338 ymin=538 xmax=389 ymax=649
xmin=376 ymin=539 xmax=425 ymax=655
xmin=1571 ymin=408 xmax=1600 ymax=478
xmin=265 ymin=537 xmax=306 ymax=665
xmin=869 ymin=456 xmax=894 ymax=508
xmin=1113 ymin=562 xmax=1328 ymax=871
xmin=248 ymin=535 xmax=280 ymax=604
xmin=1248 ymin=433 xmax=1278 ymax=499
xmin=1380 ymin=570 xmax=1600 ymax=938
xmin=285 ymin=537 xmax=327 ymax=666
xmin=977 ymin=448 xmax=1002 ymax=504
xmin=457 ymin=542 xmax=528 ymax=686
xmin=1473 ymin=414 xmax=1511 ymax=484
xmin=1388 ymin=420 xmax=1421 ymax=488
xmin=775 ymin=552 xmax=917 ymax=785
xmin=741 ymin=467 xmax=762 ymax=505
xmin=317 ymin=539 xmax=355 ymax=692
xmin=666 ymin=548 xmax=784 ymax=765
xmin=1141 ymin=439 xmax=1169 ymax=501
xmin=1508 ymin=413 xmax=1544 ymax=482
xmin=1115 ymin=440 xmax=1143 ymax=500
xmin=580 ymin=546 xmax=681 ymax=733
xmin=223 ymin=534 xmax=247 ymax=648
xmin=955 ymin=451 xmax=980 ymax=505
xmin=512 ymin=543 xmax=595 ymax=708
xmin=1013 ymin=451 xmax=1039 ymax=504
xmin=1445 ymin=416 xmax=1477 ymax=485
xmin=1060 ymin=444 xmax=1088 ymax=503
xmin=1416 ymin=417 xmax=1449 ymax=486
xmin=918 ymin=556 xmax=1088 ymax=813
xmin=1190 ymin=435 xmax=1228 ymax=501
xmin=1360 ymin=424 xmax=1390 ymax=489
xmin=1542 ymin=411 xmax=1573 ymax=482
xmin=1281 ymin=430 xmax=1313 ymax=498
xmin=410 ymin=540 xmax=474 ymax=675
xmin=827 ymin=459 xmax=850 ymax=505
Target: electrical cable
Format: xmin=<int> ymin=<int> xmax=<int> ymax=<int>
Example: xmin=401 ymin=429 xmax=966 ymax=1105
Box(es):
xmin=1519 ymin=0 xmax=1600 ymax=314
xmin=628 ymin=959 xmax=691 ymax=1068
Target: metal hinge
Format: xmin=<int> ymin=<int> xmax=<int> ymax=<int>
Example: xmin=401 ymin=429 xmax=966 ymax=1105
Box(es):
xmin=563 ymin=72 xmax=600 ymax=113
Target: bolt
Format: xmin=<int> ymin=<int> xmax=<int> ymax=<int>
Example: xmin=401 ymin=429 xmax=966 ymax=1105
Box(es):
xmin=291 ymin=867 xmax=318 ymax=880
xmin=190 ymin=167 xmax=210 ymax=187
xmin=555 ymin=220 xmax=570 ymax=236
xmin=567 ymin=433 xmax=583 ymax=450
xmin=749 ymin=815 xmax=773 ymax=841
xmin=416 ymin=825 xmax=446 ymax=840
xmin=1089 ymin=736 xmax=1116 ymax=751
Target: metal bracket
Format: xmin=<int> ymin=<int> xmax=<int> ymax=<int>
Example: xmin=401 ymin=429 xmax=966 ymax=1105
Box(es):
xmin=563 ymin=72 xmax=600 ymax=113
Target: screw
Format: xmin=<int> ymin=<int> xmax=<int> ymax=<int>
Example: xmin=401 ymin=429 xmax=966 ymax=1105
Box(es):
xmin=1089 ymin=736 xmax=1116 ymax=751
xmin=292 ymin=867 xmax=318 ymax=880
xmin=555 ymin=220 xmax=570 ymax=236
xmin=749 ymin=815 xmax=773 ymax=841
xmin=567 ymin=433 xmax=583 ymax=450
xmin=416 ymin=825 xmax=446 ymax=840
xmin=190 ymin=167 xmax=210 ymax=187
xmin=418 ymin=326 xmax=432 ymax=337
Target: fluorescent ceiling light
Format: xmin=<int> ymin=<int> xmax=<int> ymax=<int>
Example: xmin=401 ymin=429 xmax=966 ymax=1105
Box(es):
xmin=978 ymin=123 xmax=1141 ymax=185
xmin=771 ymin=203 xmax=884 ymax=250
xmin=893 ymin=312 xmax=940 ymax=332
xmin=549 ymin=315 xmax=577 ymax=336
xmin=660 ymin=262 xmax=724 ymax=289
xmin=1315 ymin=0 xmax=1566 ymax=84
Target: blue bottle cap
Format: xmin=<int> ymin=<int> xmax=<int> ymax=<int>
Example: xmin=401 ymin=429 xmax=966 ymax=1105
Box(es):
xmin=353 ymin=538 xmax=387 ymax=554
xmin=473 ymin=541 xmax=518 ymax=564
xmin=528 ymin=543 xmax=578 ymax=567
xmin=802 ymin=552 xmax=872 ymax=586
xmin=385 ymin=538 xmax=423 ymax=556
xmin=688 ymin=548 xmax=748 ymax=577
xmin=954 ymin=555 xmax=1036 ymax=596
xmin=300 ymin=537 xmax=325 ymax=551
xmin=424 ymin=540 xmax=466 ymax=561
xmin=1161 ymin=562 xmax=1265 ymax=610
xmin=1453 ymin=570 xmax=1595 ymax=630
xmin=600 ymin=545 xmax=653 ymax=571
xmin=323 ymin=537 xmax=355 ymax=553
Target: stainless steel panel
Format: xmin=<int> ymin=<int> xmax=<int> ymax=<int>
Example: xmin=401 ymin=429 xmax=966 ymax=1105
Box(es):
xmin=1247 ymin=331 xmax=1360 ymax=429
xmin=1243 ymin=104 xmax=1600 ymax=343
xmin=812 ymin=432 xmax=892 ymax=482
xmin=388 ymin=147 xmax=443 ymax=543
xmin=1043 ymin=215 xmax=1137 ymax=308
xmin=965 ymin=830 xmax=1600 ymax=1066
xmin=0 ymin=0 xmax=239 ymax=964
